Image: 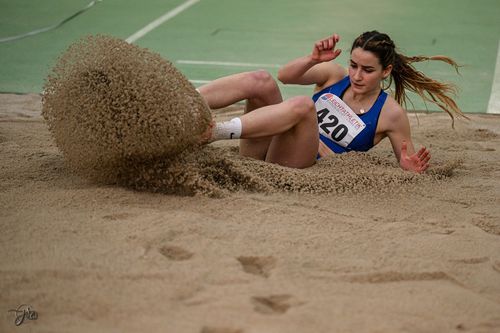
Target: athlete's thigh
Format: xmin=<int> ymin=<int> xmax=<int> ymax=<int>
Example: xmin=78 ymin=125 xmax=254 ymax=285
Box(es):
xmin=265 ymin=114 xmax=319 ymax=169
xmin=197 ymin=70 xmax=276 ymax=109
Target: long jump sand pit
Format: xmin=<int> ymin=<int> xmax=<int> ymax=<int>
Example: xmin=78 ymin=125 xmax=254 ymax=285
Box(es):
xmin=1 ymin=92 xmax=500 ymax=332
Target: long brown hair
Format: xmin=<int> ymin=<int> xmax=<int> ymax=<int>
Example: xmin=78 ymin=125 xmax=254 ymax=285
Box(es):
xmin=351 ymin=31 xmax=466 ymax=125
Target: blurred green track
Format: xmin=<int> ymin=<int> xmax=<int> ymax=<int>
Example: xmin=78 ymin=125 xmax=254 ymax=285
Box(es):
xmin=1 ymin=0 xmax=499 ymax=112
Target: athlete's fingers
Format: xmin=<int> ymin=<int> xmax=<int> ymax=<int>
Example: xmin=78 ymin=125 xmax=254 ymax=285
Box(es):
xmin=416 ymin=146 xmax=427 ymax=158
xmin=422 ymin=152 xmax=431 ymax=164
xmin=420 ymin=149 xmax=431 ymax=165
xmin=317 ymin=35 xmax=338 ymax=50
xmin=327 ymin=37 xmax=333 ymax=50
xmin=418 ymin=148 xmax=429 ymax=160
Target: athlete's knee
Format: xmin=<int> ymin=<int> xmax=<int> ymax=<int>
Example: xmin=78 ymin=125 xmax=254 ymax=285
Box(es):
xmin=249 ymin=70 xmax=274 ymax=84
xmin=287 ymin=96 xmax=315 ymax=119
xmin=247 ymin=70 xmax=278 ymax=93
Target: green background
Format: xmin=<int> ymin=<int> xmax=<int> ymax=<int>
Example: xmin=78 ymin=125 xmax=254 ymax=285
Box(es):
xmin=1 ymin=0 xmax=499 ymax=113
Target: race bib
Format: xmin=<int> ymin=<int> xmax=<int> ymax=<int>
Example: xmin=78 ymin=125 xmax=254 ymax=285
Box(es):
xmin=315 ymin=93 xmax=366 ymax=148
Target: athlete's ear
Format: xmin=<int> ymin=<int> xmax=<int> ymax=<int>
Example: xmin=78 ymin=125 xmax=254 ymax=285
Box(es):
xmin=382 ymin=64 xmax=393 ymax=79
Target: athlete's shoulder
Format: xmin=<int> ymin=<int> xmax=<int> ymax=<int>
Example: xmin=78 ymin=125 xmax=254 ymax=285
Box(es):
xmin=382 ymin=95 xmax=404 ymax=116
xmin=379 ymin=95 xmax=408 ymax=131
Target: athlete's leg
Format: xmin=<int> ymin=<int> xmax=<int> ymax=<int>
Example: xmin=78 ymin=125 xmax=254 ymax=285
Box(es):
xmin=238 ymin=95 xmax=319 ymax=168
xmin=197 ymin=70 xmax=283 ymax=160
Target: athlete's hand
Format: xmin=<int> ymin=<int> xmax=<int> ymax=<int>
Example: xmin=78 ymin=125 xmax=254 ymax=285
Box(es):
xmin=399 ymin=140 xmax=431 ymax=173
xmin=311 ymin=34 xmax=342 ymax=63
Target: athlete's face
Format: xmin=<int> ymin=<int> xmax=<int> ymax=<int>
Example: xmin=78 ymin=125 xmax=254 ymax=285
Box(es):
xmin=349 ymin=47 xmax=392 ymax=94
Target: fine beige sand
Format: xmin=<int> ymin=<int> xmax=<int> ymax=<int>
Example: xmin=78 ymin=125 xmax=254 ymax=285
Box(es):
xmin=1 ymin=93 xmax=500 ymax=333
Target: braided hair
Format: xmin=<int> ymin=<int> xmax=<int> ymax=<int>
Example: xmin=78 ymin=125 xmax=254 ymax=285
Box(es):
xmin=351 ymin=31 xmax=466 ymax=124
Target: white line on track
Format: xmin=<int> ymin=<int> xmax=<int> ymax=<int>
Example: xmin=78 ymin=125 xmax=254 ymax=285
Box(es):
xmin=189 ymin=79 xmax=211 ymax=84
xmin=178 ymin=60 xmax=282 ymax=68
xmin=487 ymin=39 xmax=500 ymax=114
xmin=189 ymin=79 xmax=313 ymax=91
xmin=126 ymin=0 xmax=200 ymax=44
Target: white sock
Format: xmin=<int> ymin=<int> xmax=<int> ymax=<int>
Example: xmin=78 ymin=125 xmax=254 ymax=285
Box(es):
xmin=212 ymin=117 xmax=242 ymax=140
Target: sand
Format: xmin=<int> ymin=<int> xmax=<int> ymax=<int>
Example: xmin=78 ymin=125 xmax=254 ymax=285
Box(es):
xmin=1 ymin=93 xmax=500 ymax=332
xmin=42 ymin=35 xmax=211 ymax=184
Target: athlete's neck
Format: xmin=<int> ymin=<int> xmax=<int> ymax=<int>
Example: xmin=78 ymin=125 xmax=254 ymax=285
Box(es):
xmin=349 ymin=87 xmax=380 ymax=103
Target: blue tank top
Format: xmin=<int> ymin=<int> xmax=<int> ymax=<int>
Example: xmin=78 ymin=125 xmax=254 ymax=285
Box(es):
xmin=312 ymin=76 xmax=387 ymax=154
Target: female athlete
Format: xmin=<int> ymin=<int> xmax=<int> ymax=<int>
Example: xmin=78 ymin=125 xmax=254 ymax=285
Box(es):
xmin=198 ymin=31 xmax=463 ymax=173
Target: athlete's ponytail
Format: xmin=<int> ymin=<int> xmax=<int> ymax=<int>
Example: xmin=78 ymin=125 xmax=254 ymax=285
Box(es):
xmin=352 ymin=31 xmax=466 ymax=125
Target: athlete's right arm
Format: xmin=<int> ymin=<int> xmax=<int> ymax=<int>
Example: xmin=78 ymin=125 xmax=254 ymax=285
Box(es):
xmin=277 ymin=34 xmax=345 ymax=88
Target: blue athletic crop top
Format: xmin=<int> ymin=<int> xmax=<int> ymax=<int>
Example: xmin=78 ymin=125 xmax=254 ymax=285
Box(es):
xmin=312 ymin=76 xmax=388 ymax=154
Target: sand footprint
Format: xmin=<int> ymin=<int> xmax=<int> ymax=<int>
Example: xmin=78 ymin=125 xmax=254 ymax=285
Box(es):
xmin=451 ymin=257 xmax=489 ymax=264
xmin=102 ymin=212 xmax=135 ymax=220
xmin=200 ymin=327 xmax=244 ymax=333
xmin=472 ymin=128 xmax=498 ymax=139
xmin=236 ymin=256 xmax=276 ymax=278
xmin=342 ymin=271 xmax=463 ymax=286
xmin=493 ymin=261 xmax=500 ymax=274
xmin=471 ymin=219 xmax=500 ymax=236
xmin=159 ymin=245 xmax=194 ymax=261
xmin=251 ymin=294 xmax=304 ymax=315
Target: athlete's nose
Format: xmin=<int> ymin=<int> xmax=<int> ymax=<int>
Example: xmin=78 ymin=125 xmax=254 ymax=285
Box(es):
xmin=353 ymin=68 xmax=362 ymax=81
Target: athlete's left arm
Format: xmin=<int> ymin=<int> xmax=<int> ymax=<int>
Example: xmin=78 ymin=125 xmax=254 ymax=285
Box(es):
xmin=384 ymin=105 xmax=431 ymax=173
